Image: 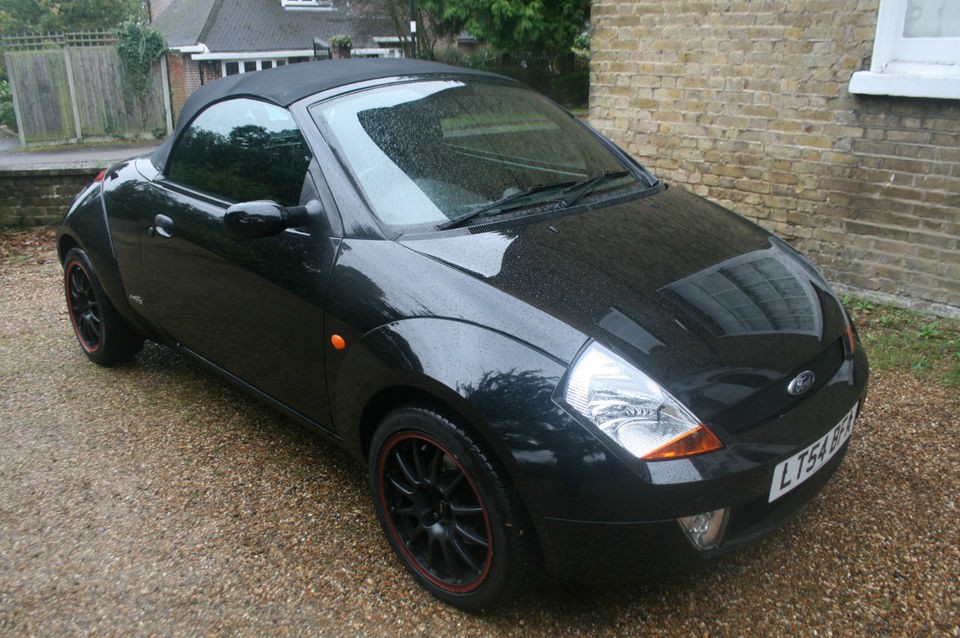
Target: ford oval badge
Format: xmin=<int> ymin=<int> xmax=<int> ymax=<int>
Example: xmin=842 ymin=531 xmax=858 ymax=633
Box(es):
xmin=787 ymin=371 xmax=816 ymax=396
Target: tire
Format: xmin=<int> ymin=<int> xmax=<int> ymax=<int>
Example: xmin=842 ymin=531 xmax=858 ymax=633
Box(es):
xmin=63 ymin=247 xmax=144 ymax=366
xmin=369 ymin=407 xmax=534 ymax=612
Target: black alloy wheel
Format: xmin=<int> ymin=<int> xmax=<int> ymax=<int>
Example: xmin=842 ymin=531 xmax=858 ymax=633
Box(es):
xmin=380 ymin=431 xmax=493 ymax=590
xmin=66 ymin=256 xmax=102 ymax=353
xmin=63 ymin=248 xmax=144 ymax=366
xmin=370 ymin=407 xmax=533 ymax=611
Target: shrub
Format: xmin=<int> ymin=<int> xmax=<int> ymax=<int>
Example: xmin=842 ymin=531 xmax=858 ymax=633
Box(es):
xmin=0 ymin=79 xmax=17 ymax=132
xmin=329 ymin=34 xmax=352 ymax=49
xmin=115 ymin=21 xmax=167 ymax=102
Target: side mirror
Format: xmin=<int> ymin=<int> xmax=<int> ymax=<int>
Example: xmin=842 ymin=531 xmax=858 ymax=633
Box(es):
xmin=224 ymin=199 xmax=323 ymax=239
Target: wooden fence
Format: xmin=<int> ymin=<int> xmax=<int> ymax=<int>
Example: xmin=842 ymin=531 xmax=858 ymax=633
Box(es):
xmin=2 ymin=31 xmax=172 ymax=146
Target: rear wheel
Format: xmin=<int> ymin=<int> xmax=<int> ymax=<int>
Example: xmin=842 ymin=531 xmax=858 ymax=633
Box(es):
xmin=63 ymin=247 xmax=144 ymax=366
xmin=370 ymin=407 xmax=534 ymax=611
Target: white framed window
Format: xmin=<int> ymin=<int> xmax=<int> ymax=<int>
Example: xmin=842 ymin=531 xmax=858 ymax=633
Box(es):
xmin=281 ymin=0 xmax=335 ymax=11
xmin=222 ymin=59 xmax=287 ymax=76
xmin=850 ymin=0 xmax=960 ymax=99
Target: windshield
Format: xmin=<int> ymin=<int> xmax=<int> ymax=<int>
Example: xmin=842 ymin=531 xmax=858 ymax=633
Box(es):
xmin=311 ymin=79 xmax=641 ymax=228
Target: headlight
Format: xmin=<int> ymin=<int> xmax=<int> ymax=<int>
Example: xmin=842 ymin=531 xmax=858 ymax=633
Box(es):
xmin=560 ymin=342 xmax=723 ymax=460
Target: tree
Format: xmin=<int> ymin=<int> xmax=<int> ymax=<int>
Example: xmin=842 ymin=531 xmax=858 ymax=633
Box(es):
xmin=0 ymin=0 xmax=139 ymax=36
xmin=419 ymin=0 xmax=589 ymax=55
xmin=383 ymin=0 xmax=461 ymax=60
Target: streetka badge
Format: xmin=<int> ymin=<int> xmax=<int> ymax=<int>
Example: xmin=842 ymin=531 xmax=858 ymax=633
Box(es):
xmin=787 ymin=370 xmax=816 ymax=396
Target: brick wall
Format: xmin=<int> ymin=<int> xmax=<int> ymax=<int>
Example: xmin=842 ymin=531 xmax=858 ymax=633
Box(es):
xmin=165 ymin=54 xmax=207 ymax=122
xmin=0 ymin=168 xmax=98 ymax=227
xmin=185 ymin=59 xmax=203 ymax=96
xmin=590 ymin=0 xmax=960 ymax=317
xmin=166 ymin=54 xmax=188 ymax=121
xmin=163 ymin=55 xmax=217 ymax=123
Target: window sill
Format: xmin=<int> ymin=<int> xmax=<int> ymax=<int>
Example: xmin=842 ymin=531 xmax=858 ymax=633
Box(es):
xmin=849 ymin=69 xmax=960 ymax=100
xmin=280 ymin=0 xmax=335 ymax=9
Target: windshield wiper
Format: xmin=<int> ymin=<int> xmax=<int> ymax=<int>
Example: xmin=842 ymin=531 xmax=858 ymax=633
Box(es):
xmin=437 ymin=181 xmax=577 ymax=230
xmin=559 ymin=170 xmax=632 ymax=208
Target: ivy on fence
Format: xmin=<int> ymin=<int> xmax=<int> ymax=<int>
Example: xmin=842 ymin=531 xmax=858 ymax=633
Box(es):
xmin=115 ymin=22 xmax=167 ymax=104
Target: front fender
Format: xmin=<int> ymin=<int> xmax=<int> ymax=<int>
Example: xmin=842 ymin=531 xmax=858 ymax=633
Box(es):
xmin=57 ymin=174 xmax=126 ymax=311
xmin=331 ymin=317 xmax=634 ymax=522
xmin=57 ymin=162 xmax=154 ymax=336
xmin=59 ymin=178 xmax=110 ymax=263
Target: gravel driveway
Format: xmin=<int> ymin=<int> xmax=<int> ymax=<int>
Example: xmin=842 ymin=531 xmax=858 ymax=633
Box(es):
xmin=2 ymin=230 xmax=958 ymax=636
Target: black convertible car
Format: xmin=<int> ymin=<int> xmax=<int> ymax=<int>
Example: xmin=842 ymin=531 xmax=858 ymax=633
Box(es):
xmin=59 ymin=59 xmax=867 ymax=610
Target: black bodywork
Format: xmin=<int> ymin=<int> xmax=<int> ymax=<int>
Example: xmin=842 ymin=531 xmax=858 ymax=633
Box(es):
xmin=58 ymin=60 xmax=868 ymax=593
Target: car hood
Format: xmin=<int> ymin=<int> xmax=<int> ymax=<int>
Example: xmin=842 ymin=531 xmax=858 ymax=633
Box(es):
xmin=400 ymin=185 xmax=851 ymax=426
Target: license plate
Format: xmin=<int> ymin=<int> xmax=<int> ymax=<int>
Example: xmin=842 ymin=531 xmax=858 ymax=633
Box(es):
xmin=768 ymin=402 xmax=858 ymax=503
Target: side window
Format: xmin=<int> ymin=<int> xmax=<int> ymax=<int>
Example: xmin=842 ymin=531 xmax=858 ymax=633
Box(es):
xmin=166 ymin=98 xmax=312 ymax=206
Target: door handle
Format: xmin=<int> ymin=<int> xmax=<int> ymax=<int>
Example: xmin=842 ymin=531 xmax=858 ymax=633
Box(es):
xmin=150 ymin=214 xmax=174 ymax=238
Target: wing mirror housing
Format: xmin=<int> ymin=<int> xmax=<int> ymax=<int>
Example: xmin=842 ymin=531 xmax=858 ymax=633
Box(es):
xmin=224 ymin=199 xmax=323 ymax=239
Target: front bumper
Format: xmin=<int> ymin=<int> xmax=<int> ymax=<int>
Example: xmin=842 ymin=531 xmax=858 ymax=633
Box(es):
xmin=537 ymin=439 xmax=850 ymax=581
xmin=516 ymin=348 xmax=868 ymax=580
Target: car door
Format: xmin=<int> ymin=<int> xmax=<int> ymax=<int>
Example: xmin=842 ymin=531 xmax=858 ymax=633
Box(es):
xmin=137 ymin=97 xmax=340 ymax=429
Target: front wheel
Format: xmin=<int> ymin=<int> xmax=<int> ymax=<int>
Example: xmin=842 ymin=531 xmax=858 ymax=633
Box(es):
xmin=63 ymin=247 xmax=144 ymax=366
xmin=369 ymin=407 xmax=534 ymax=611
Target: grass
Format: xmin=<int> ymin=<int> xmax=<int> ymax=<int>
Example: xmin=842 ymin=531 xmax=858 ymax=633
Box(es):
xmin=843 ymin=295 xmax=960 ymax=389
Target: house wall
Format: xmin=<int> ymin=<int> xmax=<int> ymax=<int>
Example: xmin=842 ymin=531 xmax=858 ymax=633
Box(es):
xmin=165 ymin=53 xmax=205 ymax=120
xmin=166 ymin=54 xmax=188 ymax=119
xmin=590 ymin=0 xmax=960 ymax=317
xmin=201 ymin=62 xmax=223 ymax=85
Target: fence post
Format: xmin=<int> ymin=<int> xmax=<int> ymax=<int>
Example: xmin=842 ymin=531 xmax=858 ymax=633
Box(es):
xmin=62 ymin=43 xmax=83 ymax=141
xmin=5 ymin=54 xmax=27 ymax=148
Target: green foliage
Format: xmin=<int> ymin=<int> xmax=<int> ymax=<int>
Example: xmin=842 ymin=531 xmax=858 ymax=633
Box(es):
xmin=0 ymin=79 xmax=16 ymax=131
xmin=384 ymin=0 xmax=588 ymax=59
xmin=549 ymin=67 xmax=588 ymax=106
xmin=0 ymin=0 xmax=138 ymax=36
xmin=329 ymin=34 xmax=352 ymax=49
xmin=573 ymin=31 xmax=590 ymax=51
xmin=854 ymin=299 xmax=875 ymax=313
xmin=464 ymin=49 xmax=499 ymax=69
xmin=420 ymin=0 xmax=590 ymax=55
xmin=382 ymin=0 xmax=448 ymax=60
xmin=115 ymin=21 xmax=167 ymax=102
xmin=844 ymin=297 xmax=960 ymax=388
xmin=384 ymin=1 xmax=590 ymax=106
xmin=455 ymin=49 xmax=589 ymax=107
xmin=434 ymin=46 xmax=465 ymax=66
xmin=916 ymin=321 xmax=941 ymax=340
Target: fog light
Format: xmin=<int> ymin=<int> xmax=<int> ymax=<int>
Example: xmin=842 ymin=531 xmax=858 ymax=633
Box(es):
xmin=677 ymin=507 xmax=730 ymax=550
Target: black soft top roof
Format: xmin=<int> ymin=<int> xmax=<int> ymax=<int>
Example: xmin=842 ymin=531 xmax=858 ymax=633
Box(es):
xmin=150 ymin=58 xmax=499 ymax=171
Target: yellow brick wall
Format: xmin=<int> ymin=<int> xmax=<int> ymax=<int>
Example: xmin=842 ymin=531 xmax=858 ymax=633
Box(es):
xmin=590 ymin=0 xmax=960 ymax=317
